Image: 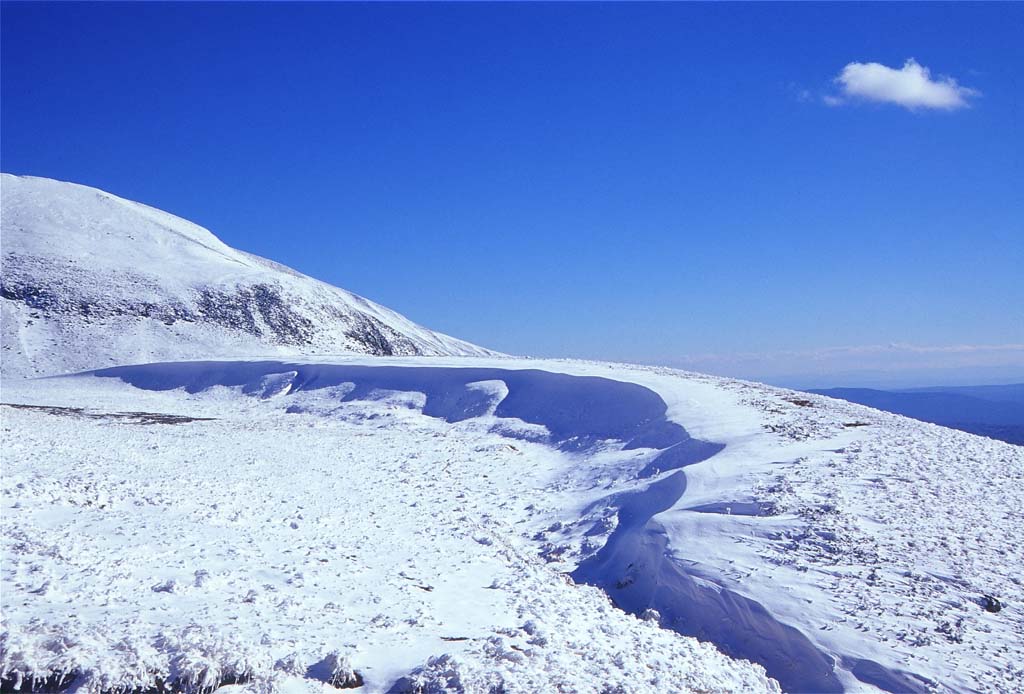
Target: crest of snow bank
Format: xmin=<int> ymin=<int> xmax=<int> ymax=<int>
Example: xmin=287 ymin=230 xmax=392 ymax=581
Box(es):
xmin=464 ymin=380 xmax=510 ymax=417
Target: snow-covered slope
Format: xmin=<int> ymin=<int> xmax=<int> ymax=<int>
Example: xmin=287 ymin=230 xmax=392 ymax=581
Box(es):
xmin=3 ymin=357 xmax=1021 ymax=693
xmin=0 ymin=174 xmax=497 ymax=377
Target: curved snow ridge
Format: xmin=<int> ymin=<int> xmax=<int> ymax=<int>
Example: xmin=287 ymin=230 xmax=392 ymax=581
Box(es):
xmin=571 ymin=475 xmax=927 ymax=694
xmin=88 ymin=360 xmax=699 ymax=455
xmin=83 ymin=359 xmax=932 ymax=693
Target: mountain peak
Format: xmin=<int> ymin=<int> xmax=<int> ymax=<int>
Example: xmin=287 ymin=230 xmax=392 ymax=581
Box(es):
xmin=1 ymin=174 xmax=498 ymax=377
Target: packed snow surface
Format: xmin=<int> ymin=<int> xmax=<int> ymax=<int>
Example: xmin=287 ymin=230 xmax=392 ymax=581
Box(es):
xmin=0 ymin=173 xmax=497 ymax=379
xmin=3 ymin=357 xmax=1021 ymax=693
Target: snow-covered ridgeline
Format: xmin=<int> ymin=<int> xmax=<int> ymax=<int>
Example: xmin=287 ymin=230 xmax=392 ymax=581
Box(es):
xmin=0 ymin=174 xmax=499 ymax=379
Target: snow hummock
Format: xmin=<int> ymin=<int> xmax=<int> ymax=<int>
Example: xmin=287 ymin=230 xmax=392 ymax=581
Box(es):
xmin=3 ymin=356 xmax=1021 ymax=692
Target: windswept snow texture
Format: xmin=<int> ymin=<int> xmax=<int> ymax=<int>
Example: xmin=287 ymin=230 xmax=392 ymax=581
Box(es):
xmin=0 ymin=173 xmax=497 ymax=379
xmin=573 ymin=473 xmax=845 ymax=693
xmin=4 ymin=357 xmax=1023 ymax=693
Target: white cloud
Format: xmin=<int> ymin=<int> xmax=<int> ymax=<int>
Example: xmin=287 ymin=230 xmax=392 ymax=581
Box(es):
xmin=830 ymin=58 xmax=978 ymax=110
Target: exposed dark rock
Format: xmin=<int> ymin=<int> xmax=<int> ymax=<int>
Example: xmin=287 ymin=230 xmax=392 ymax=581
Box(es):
xmin=1 ymin=403 xmax=215 ymax=425
xmin=982 ymin=595 xmax=1002 ymax=613
xmin=0 ymin=671 xmax=251 ymax=693
xmin=0 ymin=671 xmax=78 ymax=693
xmin=2 ymin=252 xmax=428 ymax=357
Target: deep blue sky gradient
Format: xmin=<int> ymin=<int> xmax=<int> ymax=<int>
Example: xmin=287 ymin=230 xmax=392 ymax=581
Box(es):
xmin=2 ymin=2 xmax=1022 ymax=381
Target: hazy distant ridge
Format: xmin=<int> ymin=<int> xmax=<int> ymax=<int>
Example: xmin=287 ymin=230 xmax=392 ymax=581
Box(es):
xmin=809 ymin=384 xmax=1024 ymax=445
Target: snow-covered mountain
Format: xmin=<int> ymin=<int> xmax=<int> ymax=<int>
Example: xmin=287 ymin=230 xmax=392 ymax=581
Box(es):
xmin=0 ymin=174 xmax=497 ymax=378
xmin=2 ymin=175 xmax=1022 ymax=694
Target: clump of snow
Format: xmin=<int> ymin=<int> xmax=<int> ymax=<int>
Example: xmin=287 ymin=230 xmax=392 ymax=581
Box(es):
xmin=0 ymin=623 xmax=269 ymax=693
xmin=305 ymin=650 xmax=363 ymax=689
xmin=162 ymin=626 xmax=271 ymax=692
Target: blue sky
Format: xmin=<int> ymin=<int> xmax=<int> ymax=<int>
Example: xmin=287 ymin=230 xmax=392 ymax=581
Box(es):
xmin=2 ymin=2 xmax=1022 ymax=386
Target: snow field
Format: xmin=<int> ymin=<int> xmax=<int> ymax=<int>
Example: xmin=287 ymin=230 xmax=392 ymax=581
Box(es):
xmin=3 ymin=355 xmax=1022 ymax=692
xmin=1 ymin=366 xmax=778 ymax=693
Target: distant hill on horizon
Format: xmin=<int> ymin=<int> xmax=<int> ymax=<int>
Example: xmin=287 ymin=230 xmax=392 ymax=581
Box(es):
xmin=808 ymin=383 xmax=1024 ymax=446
